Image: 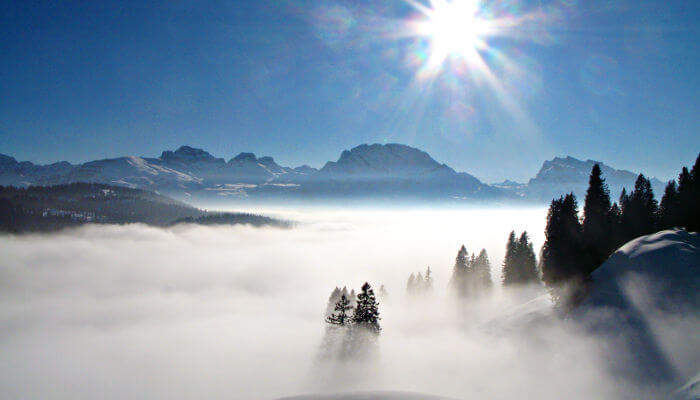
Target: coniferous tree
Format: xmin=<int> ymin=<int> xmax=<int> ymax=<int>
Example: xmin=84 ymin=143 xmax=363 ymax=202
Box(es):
xmin=516 ymin=232 xmax=539 ymax=283
xmin=659 ymin=180 xmax=680 ymax=229
xmin=541 ymin=193 xmax=585 ymax=288
xmin=502 ymin=231 xmax=518 ymax=285
xmin=621 ymin=174 xmax=658 ymax=240
xmin=690 ymin=154 xmax=700 ymax=231
xmin=326 ymin=287 xmax=342 ymax=317
xmin=608 ymin=202 xmax=624 ymax=249
xmin=472 ymin=249 xmax=493 ymax=290
xmin=450 ymin=245 xmax=469 ymax=297
xmin=415 ymin=272 xmax=425 ymax=290
xmin=424 ymin=267 xmax=433 ymax=292
xmin=326 ymin=294 xmax=353 ymax=326
xmin=677 ymin=167 xmax=692 ymax=229
xmin=503 ymin=232 xmax=538 ymax=285
xmin=349 ymin=289 xmax=357 ymax=308
xmin=406 ymin=273 xmax=415 ymax=294
xmin=353 ymin=282 xmax=381 ymax=333
xmin=582 ymin=164 xmax=612 ymax=272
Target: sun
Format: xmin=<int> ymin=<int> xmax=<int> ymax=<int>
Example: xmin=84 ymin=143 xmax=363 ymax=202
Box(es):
xmin=408 ymin=0 xmax=491 ymax=74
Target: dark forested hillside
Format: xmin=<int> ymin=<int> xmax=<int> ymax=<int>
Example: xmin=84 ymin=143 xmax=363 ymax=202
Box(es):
xmin=0 ymin=183 xmax=202 ymax=232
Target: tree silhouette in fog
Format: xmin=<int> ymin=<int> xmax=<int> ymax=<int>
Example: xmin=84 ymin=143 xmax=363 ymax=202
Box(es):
xmin=620 ymin=174 xmax=658 ymax=240
xmin=582 ymin=164 xmax=612 ymax=273
xmin=353 ymin=282 xmax=381 ymax=333
xmin=407 ymin=267 xmax=433 ymax=296
xmin=658 ymin=180 xmax=680 ymax=229
xmin=502 ymin=231 xmax=539 ymax=285
xmin=327 ymin=294 xmax=353 ymax=326
xmin=541 ymin=193 xmax=587 ymax=306
xmin=449 ymin=245 xmax=470 ymax=297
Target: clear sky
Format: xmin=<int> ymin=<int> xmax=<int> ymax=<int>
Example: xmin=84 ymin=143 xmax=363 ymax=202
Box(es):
xmin=1 ymin=0 xmax=698 ymax=182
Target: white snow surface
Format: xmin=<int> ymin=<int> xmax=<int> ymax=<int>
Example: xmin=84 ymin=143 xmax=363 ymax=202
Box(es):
xmin=577 ymin=229 xmax=700 ymax=395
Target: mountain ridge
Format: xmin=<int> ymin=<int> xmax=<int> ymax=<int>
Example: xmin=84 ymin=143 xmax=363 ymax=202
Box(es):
xmin=0 ymin=144 xmax=664 ymax=203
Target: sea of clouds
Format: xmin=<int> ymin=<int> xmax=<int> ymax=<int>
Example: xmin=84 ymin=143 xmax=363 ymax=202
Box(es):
xmin=0 ymin=207 xmax=695 ymax=399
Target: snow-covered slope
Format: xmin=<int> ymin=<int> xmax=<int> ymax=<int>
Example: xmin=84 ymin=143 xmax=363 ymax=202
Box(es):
xmin=583 ymin=229 xmax=699 ymax=310
xmin=577 ymin=229 xmax=699 ymax=390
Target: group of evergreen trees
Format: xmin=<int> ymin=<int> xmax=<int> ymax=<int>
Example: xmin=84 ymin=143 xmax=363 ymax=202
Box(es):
xmin=449 ymin=245 xmax=492 ymax=298
xmin=657 ymin=155 xmax=700 ymax=232
xmin=406 ymin=267 xmax=433 ymax=295
xmin=325 ymin=286 xmax=357 ymax=318
xmin=541 ymin=154 xmax=700 ymax=304
xmin=501 ymin=231 xmax=539 ymax=285
xmin=326 ymin=282 xmax=381 ymax=333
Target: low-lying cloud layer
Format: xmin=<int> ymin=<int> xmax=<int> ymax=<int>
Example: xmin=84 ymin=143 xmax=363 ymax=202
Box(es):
xmin=0 ymin=208 xmax=695 ymax=399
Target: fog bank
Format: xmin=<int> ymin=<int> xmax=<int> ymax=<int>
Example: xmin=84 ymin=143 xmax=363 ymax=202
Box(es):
xmin=0 ymin=208 xmax=694 ymax=399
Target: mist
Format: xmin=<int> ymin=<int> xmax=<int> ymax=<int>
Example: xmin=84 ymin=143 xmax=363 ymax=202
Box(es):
xmin=0 ymin=207 xmax=694 ymax=399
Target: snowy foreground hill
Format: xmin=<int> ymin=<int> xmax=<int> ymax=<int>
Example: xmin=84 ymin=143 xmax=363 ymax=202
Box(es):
xmin=576 ymin=229 xmax=699 ymax=398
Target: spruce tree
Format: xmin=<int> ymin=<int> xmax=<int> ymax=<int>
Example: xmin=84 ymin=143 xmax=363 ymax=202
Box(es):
xmin=450 ymin=245 xmax=469 ymax=297
xmin=622 ymin=174 xmax=658 ymax=239
xmin=349 ymin=289 xmax=357 ymax=308
xmin=406 ymin=273 xmax=415 ymax=294
xmin=502 ymin=231 xmax=518 ymax=285
xmin=582 ymin=164 xmax=612 ymax=272
xmin=541 ymin=193 xmax=585 ymax=287
xmin=424 ymin=267 xmax=433 ymax=292
xmin=677 ymin=167 xmax=693 ymax=230
xmin=473 ymin=249 xmax=493 ymax=289
xmin=659 ymin=180 xmax=679 ymax=229
xmin=690 ymin=153 xmax=700 ymax=231
xmin=608 ymin=202 xmax=624 ymax=249
xmin=326 ymin=287 xmax=342 ymax=317
xmin=327 ymin=294 xmax=353 ymax=326
xmin=353 ymin=282 xmax=381 ymax=333
xmin=517 ymin=232 xmax=539 ymax=283
xmin=415 ymin=272 xmax=425 ymax=290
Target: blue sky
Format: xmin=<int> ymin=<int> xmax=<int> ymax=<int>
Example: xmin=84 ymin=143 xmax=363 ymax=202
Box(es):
xmin=0 ymin=0 xmax=698 ymax=182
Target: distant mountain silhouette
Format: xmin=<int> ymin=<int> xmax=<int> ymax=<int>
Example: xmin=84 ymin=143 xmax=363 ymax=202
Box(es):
xmin=0 ymin=145 xmax=663 ymax=203
xmin=526 ymin=156 xmax=665 ymax=203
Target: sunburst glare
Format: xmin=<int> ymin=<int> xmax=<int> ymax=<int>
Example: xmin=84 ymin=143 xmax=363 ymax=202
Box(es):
xmin=411 ymin=0 xmax=490 ymax=73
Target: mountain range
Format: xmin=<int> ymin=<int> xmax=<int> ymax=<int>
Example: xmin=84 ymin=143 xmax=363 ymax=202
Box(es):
xmin=0 ymin=144 xmax=664 ymax=203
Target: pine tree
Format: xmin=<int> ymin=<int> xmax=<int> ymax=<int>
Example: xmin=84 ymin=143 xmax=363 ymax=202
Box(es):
xmin=608 ymin=202 xmax=624 ymax=249
xmin=690 ymin=153 xmax=700 ymax=231
xmin=473 ymin=249 xmax=493 ymax=290
xmin=659 ymin=180 xmax=680 ymax=229
xmin=406 ymin=273 xmax=415 ymax=294
xmin=424 ymin=267 xmax=433 ymax=292
xmin=582 ymin=164 xmax=612 ymax=272
xmin=349 ymin=289 xmax=357 ymax=308
xmin=450 ymin=245 xmax=469 ymax=297
xmin=326 ymin=287 xmax=342 ymax=317
xmin=677 ymin=167 xmax=693 ymax=230
xmin=502 ymin=231 xmax=518 ymax=285
xmin=326 ymin=294 xmax=353 ymax=326
xmin=415 ymin=272 xmax=425 ymax=290
xmin=353 ymin=282 xmax=381 ymax=333
xmin=541 ymin=193 xmax=585 ymax=286
xmin=621 ymin=174 xmax=658 ymax=239
xmin=516 ymin=232 xmax=539 ymax=283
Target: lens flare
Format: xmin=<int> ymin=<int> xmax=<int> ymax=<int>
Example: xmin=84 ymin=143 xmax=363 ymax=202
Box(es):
xmin=413 ymin=0 xmax=489 ymax=72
